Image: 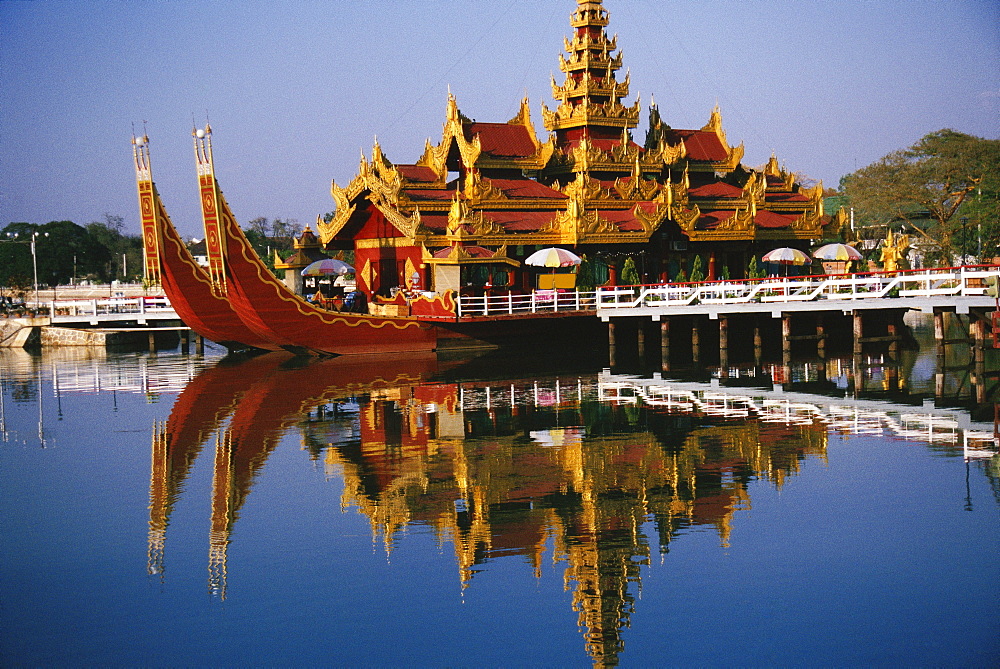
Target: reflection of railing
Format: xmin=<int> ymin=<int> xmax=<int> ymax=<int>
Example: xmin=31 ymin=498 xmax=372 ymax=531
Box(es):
xmin=456 ymin=289 xmax=597 ymax=317
xmin=597 ymin=265 xmax=1000 ymax=311
xmin=51 ymin=357 xmax=205 ymax=395
xmin=597 ymin=373 xmax=999 ymax=452
xmin=456 ymin=378 xmax=598 ymax=410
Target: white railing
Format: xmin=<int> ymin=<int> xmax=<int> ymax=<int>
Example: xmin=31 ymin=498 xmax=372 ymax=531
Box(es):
xmin=456 ymin=289 xmax=598 ymax=317
xmin=47 ymin=295 xmax=175 ymax=320
xmin=597 ymin=265 xmax=1000 ymax=310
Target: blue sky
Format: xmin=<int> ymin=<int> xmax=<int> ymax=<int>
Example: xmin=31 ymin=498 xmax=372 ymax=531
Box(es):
xmin=1 ymin=0 xmax=998 ymax=240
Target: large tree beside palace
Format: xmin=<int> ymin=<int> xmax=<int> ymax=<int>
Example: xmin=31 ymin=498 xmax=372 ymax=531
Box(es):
xmin=841 ymin=130 xmax=1000 ymax=266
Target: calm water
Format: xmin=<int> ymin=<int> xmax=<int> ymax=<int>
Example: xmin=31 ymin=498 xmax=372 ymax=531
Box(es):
xmin=1 ymin=337 xmax=998 ymax=667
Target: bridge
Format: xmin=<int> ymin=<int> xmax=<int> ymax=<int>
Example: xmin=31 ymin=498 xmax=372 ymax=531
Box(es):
xmin=44 ymin=295 xmax=179 ymax=326
xmin=0 ymin=296 xmax=192 ymax=350
xmin=589 ymin=266 xmax=1000 ymax=369
xmin=594 ymin=265 xmax=1000 ymax=319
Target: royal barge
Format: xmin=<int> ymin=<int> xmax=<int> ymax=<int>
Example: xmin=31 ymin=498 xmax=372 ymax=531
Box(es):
xmin=135 ymin=0 xmax=843 ymax=356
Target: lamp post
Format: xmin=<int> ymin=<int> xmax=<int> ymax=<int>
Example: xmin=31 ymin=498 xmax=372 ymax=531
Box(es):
xmin=961 ymin=217 xmax=969 ymax=265
xmin=4 ymin=230 xmax=48 ymax=307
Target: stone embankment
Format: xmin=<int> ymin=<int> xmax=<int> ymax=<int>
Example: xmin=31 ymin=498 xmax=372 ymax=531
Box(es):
xmin=1 ymin=319 xmax=181 ymax=349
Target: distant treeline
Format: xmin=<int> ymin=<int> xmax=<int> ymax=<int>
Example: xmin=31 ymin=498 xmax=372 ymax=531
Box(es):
xmin=0 ymin=215 xmax=302 ymax=295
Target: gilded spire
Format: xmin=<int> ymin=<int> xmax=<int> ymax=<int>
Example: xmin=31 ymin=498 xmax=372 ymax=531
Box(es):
xmin=543 ymin=0 xmax=639 ymax=136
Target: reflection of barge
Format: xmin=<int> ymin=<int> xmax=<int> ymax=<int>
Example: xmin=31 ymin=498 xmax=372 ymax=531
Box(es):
xmin=133 ymin=0 xmax=840 ymax=355
xmin=151 ymin=351 xmax=834 ymax=665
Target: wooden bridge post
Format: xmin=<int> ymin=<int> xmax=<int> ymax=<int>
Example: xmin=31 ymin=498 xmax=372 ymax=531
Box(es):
xmin=660 ymin=320 xmax=670 ymax=372
xmin=782 ymin=314 xmax=792 ymax=365
xmin=753 ymin=322 xmax=762 ymax=367
xmin=637 ymin=322 xmax=646 ymax=360
xmin=853 ymin=312 xmax=864 ymax=357
xmin=196 ymin=334 xmax=205 ymax=355
xmin=691 ymin=318 xmax=700 ymax=364
xmin=181 ymin=329 xmax=190 ymax=354
xmin=148 ymin=331 xmax=156 ymax=352
xmin=719 ymin=316 xmax=729 ymax=372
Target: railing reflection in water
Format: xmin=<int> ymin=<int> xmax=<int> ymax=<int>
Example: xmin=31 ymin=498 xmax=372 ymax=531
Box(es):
xmin=144 ymin=353 xmax=997 ymax=667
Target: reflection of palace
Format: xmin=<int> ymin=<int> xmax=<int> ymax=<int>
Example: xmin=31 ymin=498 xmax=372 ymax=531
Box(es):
xmin=148 ymin=353 xmax=997 ymax=666
xmin=312 ymin=379 xmax=828 ymax=666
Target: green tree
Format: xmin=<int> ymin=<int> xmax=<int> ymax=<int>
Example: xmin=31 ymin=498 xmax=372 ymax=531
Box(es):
xmin=620 ymin=257 xmax=640 ymax=285
xmin=689 ymin=255 xmax=705 ymax=282
xmin=1 ymin=221 xmax=112 ymax=288
xmin=576 ymin=254 xmax=596 ymax=290
xmin=86 ymin=214 xmax=141 ymax=282
xmin=747 ymin=256 xmax=765 ymax=279
xmin=841 ymin=129 xmax=1000 ymax=266
xmin=244 ymin=216 xmax=301 ymax=271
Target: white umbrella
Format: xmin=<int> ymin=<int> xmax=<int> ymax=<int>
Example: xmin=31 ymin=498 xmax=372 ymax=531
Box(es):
xmin=524 ymin=247 xmax=582 ymax=267
xmin=761 ymin=247 xmax=811 ymax=265
xmin=812 ymin=243 xmax=862 ymax=261
xmin=301 ymin=258 xmax=355 ymax=276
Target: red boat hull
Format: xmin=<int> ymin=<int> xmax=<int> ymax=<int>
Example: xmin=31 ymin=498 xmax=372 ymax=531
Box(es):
xmin=213 ymin=187 xmax=437 ymax=355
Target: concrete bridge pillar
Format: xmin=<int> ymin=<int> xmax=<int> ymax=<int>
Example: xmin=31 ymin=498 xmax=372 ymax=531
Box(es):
xmin=815 ymin=313 xmax=826 ymax=360
xmin=608 ymin=321 xmax=616 ymax=366
xmin=853 ymin=312 xmax=864 ymax=357
xmin=782 ymin=314 xmax=792 ymax=365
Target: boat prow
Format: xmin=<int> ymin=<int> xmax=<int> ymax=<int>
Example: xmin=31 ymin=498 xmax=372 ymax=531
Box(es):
xmin=192 ymin=127 xmax=437 ymax=355
xmin=132 ymin=134 xmax=279 ymax=351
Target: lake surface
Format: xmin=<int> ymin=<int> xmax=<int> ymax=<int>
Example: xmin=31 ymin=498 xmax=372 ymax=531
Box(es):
xmin=1 ymin=335 xmax=998 ymax=667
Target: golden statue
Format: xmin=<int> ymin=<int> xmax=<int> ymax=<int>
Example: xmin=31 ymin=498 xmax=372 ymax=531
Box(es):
xmin=879 ymin=229 xmax=910 ymax=272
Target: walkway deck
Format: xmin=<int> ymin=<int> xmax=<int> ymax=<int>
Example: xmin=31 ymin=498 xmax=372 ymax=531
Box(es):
xmin=595 ymin=266 xmax=1000 ymax=320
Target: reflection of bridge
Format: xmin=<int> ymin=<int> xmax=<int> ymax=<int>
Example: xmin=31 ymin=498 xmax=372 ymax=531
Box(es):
xmin=596 ymin=371 xmax=999 ymax=455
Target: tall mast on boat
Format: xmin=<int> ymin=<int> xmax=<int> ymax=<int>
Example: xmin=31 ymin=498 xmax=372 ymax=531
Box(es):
xmin=193 ymin=125 xmax=228 ymax=296
xmin=132 ymin=133 xmax=162 ymax=286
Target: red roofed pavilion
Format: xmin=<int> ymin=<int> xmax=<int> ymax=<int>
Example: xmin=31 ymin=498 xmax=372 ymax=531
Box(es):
xmin=319 ymin=0 xmax=843 ymax=297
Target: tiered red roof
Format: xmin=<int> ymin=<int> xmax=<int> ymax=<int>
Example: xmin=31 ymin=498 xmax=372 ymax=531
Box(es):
xmin=754 ymin=210 xmax=797 ymax=229
xmin=464 ymin=122 xmax=537 ymax=158
xmin=689 ymin=182 xmax=743 ymax=198
xmin=397 ymin=164 xmax=439 ymax=182
xmin=666 ymin=129 xmax=729 ymax=161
